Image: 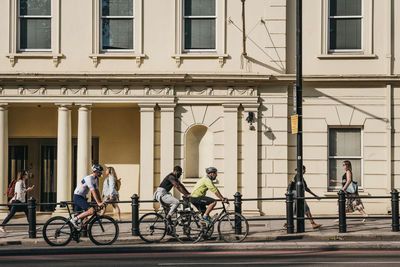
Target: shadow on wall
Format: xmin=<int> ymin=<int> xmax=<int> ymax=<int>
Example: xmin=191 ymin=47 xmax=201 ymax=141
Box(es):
xmin=308 ymin=87 xmax=388 ymax=123
xmin=228 ymin=17 xmax=286 ymax=74
xmin=259 ymin=104 xmax=277 ymax=141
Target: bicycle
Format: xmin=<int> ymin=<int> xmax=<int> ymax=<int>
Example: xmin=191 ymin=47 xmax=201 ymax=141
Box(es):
xmin=42 ymin=201 xmax=119 ymax=246
xmin=138 ymin=197 xmax=203 ymax=243
xmin=193 ymin=200 xmax=249 ymax=243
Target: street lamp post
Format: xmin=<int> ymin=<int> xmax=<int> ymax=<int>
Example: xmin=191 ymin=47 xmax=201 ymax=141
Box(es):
xmin=296 ymin=0 xmax=305 ymax=233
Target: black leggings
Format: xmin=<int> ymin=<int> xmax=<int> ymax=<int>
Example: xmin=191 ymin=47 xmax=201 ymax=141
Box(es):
xmin=2 ymin=201 xmax=29 ymax=226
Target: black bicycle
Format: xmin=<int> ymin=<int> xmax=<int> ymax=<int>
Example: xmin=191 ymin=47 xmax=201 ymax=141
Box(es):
xmin=194 ymin=201 xmax=249 ymax=243
xmin=138 ymin=197 xmax=203 ymax=243
xmin=43 ymin=201 xmax=119 ymax=246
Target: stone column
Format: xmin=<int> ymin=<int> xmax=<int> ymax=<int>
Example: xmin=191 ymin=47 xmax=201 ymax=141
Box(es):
xmin=0 ymin=104 xmax=8 ymax=216
xmin=242 ymin=104 xmax=260 ymax=215
xmin=139 ymin=104 xmax=155 ymax=211
xmin=223 ymin=104 xmax=239 ymax=199
xmin=159 ymin=104 xmax=175 ymax=178
xmin=77 ymin=104 xmax=92 ymax=184
xmin=56 ymin=104 xmax=72 ymax=205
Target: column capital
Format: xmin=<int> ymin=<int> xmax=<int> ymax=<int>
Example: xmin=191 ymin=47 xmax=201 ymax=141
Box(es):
xmin=77 ymin=103 xmax=92 ymax=110
xmin=223 ymin=103 xmax=240 ymax=111
xmin=158 ymin=103 xmax=176 ymax=111
xmin=242 ymin=103 xmax=260 ymax=112
xmin=138 ymin=103 xmax=156 ymax=111
xmin=0 ymin=103 xmax=8 ymax=110
xmin=55 ymin=103 xmax=72 ymax=109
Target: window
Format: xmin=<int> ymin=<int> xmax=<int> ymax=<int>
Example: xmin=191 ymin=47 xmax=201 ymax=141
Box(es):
xmin=18 ymin=0 xmax=52 ymax=51
xmin=183 ymin=0 xmax=216 ymax=51
xmin=328 ymin=0 xmax=362 ymax=51
xmin=101 ymin=0 xmax=134 ymax=51
xmin=328 ymin=128 xmax=363 ymax=190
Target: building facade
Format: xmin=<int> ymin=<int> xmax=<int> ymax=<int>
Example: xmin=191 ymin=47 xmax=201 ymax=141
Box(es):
xmin=0 ymin=0 xmax=398 ymax=216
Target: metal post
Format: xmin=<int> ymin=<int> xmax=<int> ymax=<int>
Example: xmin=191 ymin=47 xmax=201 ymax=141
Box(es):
xmin=338 ymin=190 xmax=347 ymax=233
xmin=131 ymin=194 xmax=139 ymax=236
xmin=285 ymin=191 xmax=294 ymax=234
xmin=234 ymin=192 xmax=242 ymax=234
xmin=295 ymin=0 xmax=305 ymax=234
xmin=28 ymin=197 xmax=36 ymax=238
xmin=392 ymin=189 xmax=399 ymax=232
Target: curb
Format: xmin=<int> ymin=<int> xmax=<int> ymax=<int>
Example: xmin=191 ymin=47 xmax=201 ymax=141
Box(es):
xmin=1 ymin=241 xmax=400 ymax=256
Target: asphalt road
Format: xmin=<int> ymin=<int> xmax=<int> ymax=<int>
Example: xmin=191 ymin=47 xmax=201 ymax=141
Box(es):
xmin=2 ymin=250 xmax=400 ymax=266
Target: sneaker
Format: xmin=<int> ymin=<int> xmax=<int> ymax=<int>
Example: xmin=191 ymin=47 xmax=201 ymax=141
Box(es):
xmin=200 ymin=216 xmax=212 ymax=224
xmin=70 ymin=218 xmax=80 ymax=229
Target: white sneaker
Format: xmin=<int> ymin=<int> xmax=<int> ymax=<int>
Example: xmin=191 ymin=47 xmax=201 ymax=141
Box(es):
xmin=70 ymin=218 xmax=80 ymax=229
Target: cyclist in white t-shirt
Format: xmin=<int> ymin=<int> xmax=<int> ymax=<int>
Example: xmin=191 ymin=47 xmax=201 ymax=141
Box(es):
xmin=70 ymin=164 xmax=105 ymax=228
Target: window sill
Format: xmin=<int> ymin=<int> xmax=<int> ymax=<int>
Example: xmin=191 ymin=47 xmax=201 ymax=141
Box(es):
xmin=89 ymin=53 xmax=146 ymax=68
xmin=6 ymin=53 xmax=63 ymax=67
xmin=317 ymin=54 xmax=377 ymax=60
xmin=171 ymin=54 xmax=229 ymax=67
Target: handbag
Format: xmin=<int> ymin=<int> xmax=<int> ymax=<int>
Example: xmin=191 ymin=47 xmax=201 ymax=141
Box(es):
xmin=346 ymin=180 xmax=358 ymax=194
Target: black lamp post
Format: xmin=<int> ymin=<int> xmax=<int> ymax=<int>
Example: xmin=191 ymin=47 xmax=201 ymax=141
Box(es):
xmin=295 ymin=0 xmax=305 ymax=233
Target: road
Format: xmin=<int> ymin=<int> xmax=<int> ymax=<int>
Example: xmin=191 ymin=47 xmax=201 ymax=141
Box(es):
xmin=2 ymin=249 xmax=400 ymax=266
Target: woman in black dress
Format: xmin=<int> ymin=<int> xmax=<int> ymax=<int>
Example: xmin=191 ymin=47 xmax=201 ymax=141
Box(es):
xmin=341 ymin=160 xmax=368 ymax=221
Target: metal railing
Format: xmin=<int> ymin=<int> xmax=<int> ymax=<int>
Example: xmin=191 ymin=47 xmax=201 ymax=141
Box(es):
xmin=0 ymin=189 xmax=399 ymax=239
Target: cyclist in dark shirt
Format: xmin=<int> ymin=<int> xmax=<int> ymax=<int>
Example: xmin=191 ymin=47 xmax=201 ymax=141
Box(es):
xmin=154 ymin=166 xmax=190 ymax=224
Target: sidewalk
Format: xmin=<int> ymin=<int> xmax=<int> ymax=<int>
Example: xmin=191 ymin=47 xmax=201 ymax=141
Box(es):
xmin=0 ymin=212 xmax=399 ymax=247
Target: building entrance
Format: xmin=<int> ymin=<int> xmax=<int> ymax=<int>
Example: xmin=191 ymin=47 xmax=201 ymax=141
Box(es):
xmin=8 ymin=138 xmax=99 ymax=212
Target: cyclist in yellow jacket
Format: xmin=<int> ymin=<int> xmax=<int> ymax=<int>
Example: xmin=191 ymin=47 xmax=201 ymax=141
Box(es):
xmin=190 ymin=167 xmax=228 ymax=223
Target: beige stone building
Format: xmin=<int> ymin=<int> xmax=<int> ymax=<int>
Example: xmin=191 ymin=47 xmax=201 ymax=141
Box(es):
xmin=0 ymin=0 xmax=398 ymax=216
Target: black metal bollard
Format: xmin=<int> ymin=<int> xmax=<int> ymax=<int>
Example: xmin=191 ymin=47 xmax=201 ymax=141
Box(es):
xmin=392 ymin=189 xmax=399 ymax=232
xmin=234 ymin=192 xmax=242 ymax=235
xmin=338 ymin=190 xmax=347 ymax=233
xmin=131 ymin=194 xmax=139 ymax=236
xmin=28 ymin=197 xmax=37 ymax=238
xmin=285 ymin=191 xmax=294 ymax=234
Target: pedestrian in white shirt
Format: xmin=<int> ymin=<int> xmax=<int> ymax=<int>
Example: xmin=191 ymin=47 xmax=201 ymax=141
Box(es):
xmin=0 ymin=170 xmax=35 ymax=233
xmin=100 ymin=167 xmax=121 ymax=221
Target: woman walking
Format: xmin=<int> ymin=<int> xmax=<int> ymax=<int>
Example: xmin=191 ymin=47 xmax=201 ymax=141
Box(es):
xmin=100 ymin=166 xmax=121 ymax=221
xmin=332 ymin=160 xmax=368 ymax=222
xmin=0 ymin=170 xmax=35 ymax=233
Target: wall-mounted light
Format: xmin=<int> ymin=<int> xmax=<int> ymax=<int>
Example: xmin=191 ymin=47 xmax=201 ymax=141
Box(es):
xmin=246 ymin=112 xmax=255 ymax=130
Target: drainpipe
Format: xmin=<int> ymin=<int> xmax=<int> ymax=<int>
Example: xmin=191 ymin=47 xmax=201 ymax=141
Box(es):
xmin=241 ymin=0 xmax=247 ymax=57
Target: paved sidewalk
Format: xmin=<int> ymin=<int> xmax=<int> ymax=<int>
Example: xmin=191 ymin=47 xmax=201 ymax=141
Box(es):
xmin=0 ymin=212 xmax=398 ymax=247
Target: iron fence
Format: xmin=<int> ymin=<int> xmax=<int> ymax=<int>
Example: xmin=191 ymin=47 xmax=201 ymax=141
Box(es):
xmin=0 ymin=189 xmax=398 ymax=239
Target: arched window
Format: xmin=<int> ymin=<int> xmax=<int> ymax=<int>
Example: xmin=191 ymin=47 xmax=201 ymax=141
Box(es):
xmin=185 ymin=125 xmax=213 ymax=179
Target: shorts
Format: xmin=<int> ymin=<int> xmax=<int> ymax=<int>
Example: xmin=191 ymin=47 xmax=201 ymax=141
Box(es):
xmin=105 ymin=195 xmax=119 ymax=202
xmin=190 ymin=196 xmax=215 ymax=215
xmin=73 ymin=194 xmax=90 ymax=212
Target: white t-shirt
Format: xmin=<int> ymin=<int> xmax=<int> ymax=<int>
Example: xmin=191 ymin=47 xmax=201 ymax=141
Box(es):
xmin=13 ymin=180 xmax=26 ymax=202
xmin=74 ymin=174 xmax=99 ymax=197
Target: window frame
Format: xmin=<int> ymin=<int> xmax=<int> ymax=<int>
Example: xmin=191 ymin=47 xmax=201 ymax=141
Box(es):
xmin=182 ymin=0 xmax=217 ymax=52
xmin=17 ymin=0 xmax=53 ymax=52
xmin=321 ymin=0 xmax=373 ymax=56
xmin=327 ymin=0 xmax=363 ymax=53
xmin=327 ymin=127 xmax=364 ymax=191
xmin=100 ymin=0 xmax=135 ymax=52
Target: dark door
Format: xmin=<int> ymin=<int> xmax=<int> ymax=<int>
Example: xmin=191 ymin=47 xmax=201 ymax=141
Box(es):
xmin=8 ymin=146 xmax=28 ymax=201
xmin=40 ymin=145 xmax=57 ymax=211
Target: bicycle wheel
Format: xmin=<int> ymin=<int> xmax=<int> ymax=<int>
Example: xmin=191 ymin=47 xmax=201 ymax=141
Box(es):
xmin=88 ymin=215 xmax=119 ymax=245
xmin=175 ymin=212 xmax=203 ymax=243
xmin=218 ymin=212 xmax=249 ymax=243
xmin=43 ymin=216 xmax=73 ymax=246
xmin=138 ymin=213 xmax=167 ymax=243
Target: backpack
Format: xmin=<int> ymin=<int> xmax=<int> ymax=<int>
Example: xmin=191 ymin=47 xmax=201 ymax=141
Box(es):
xmin=115 ymin=177 xmax=121 ymax=191
xmin=7 ymin=179 xmax=17 ymax=198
